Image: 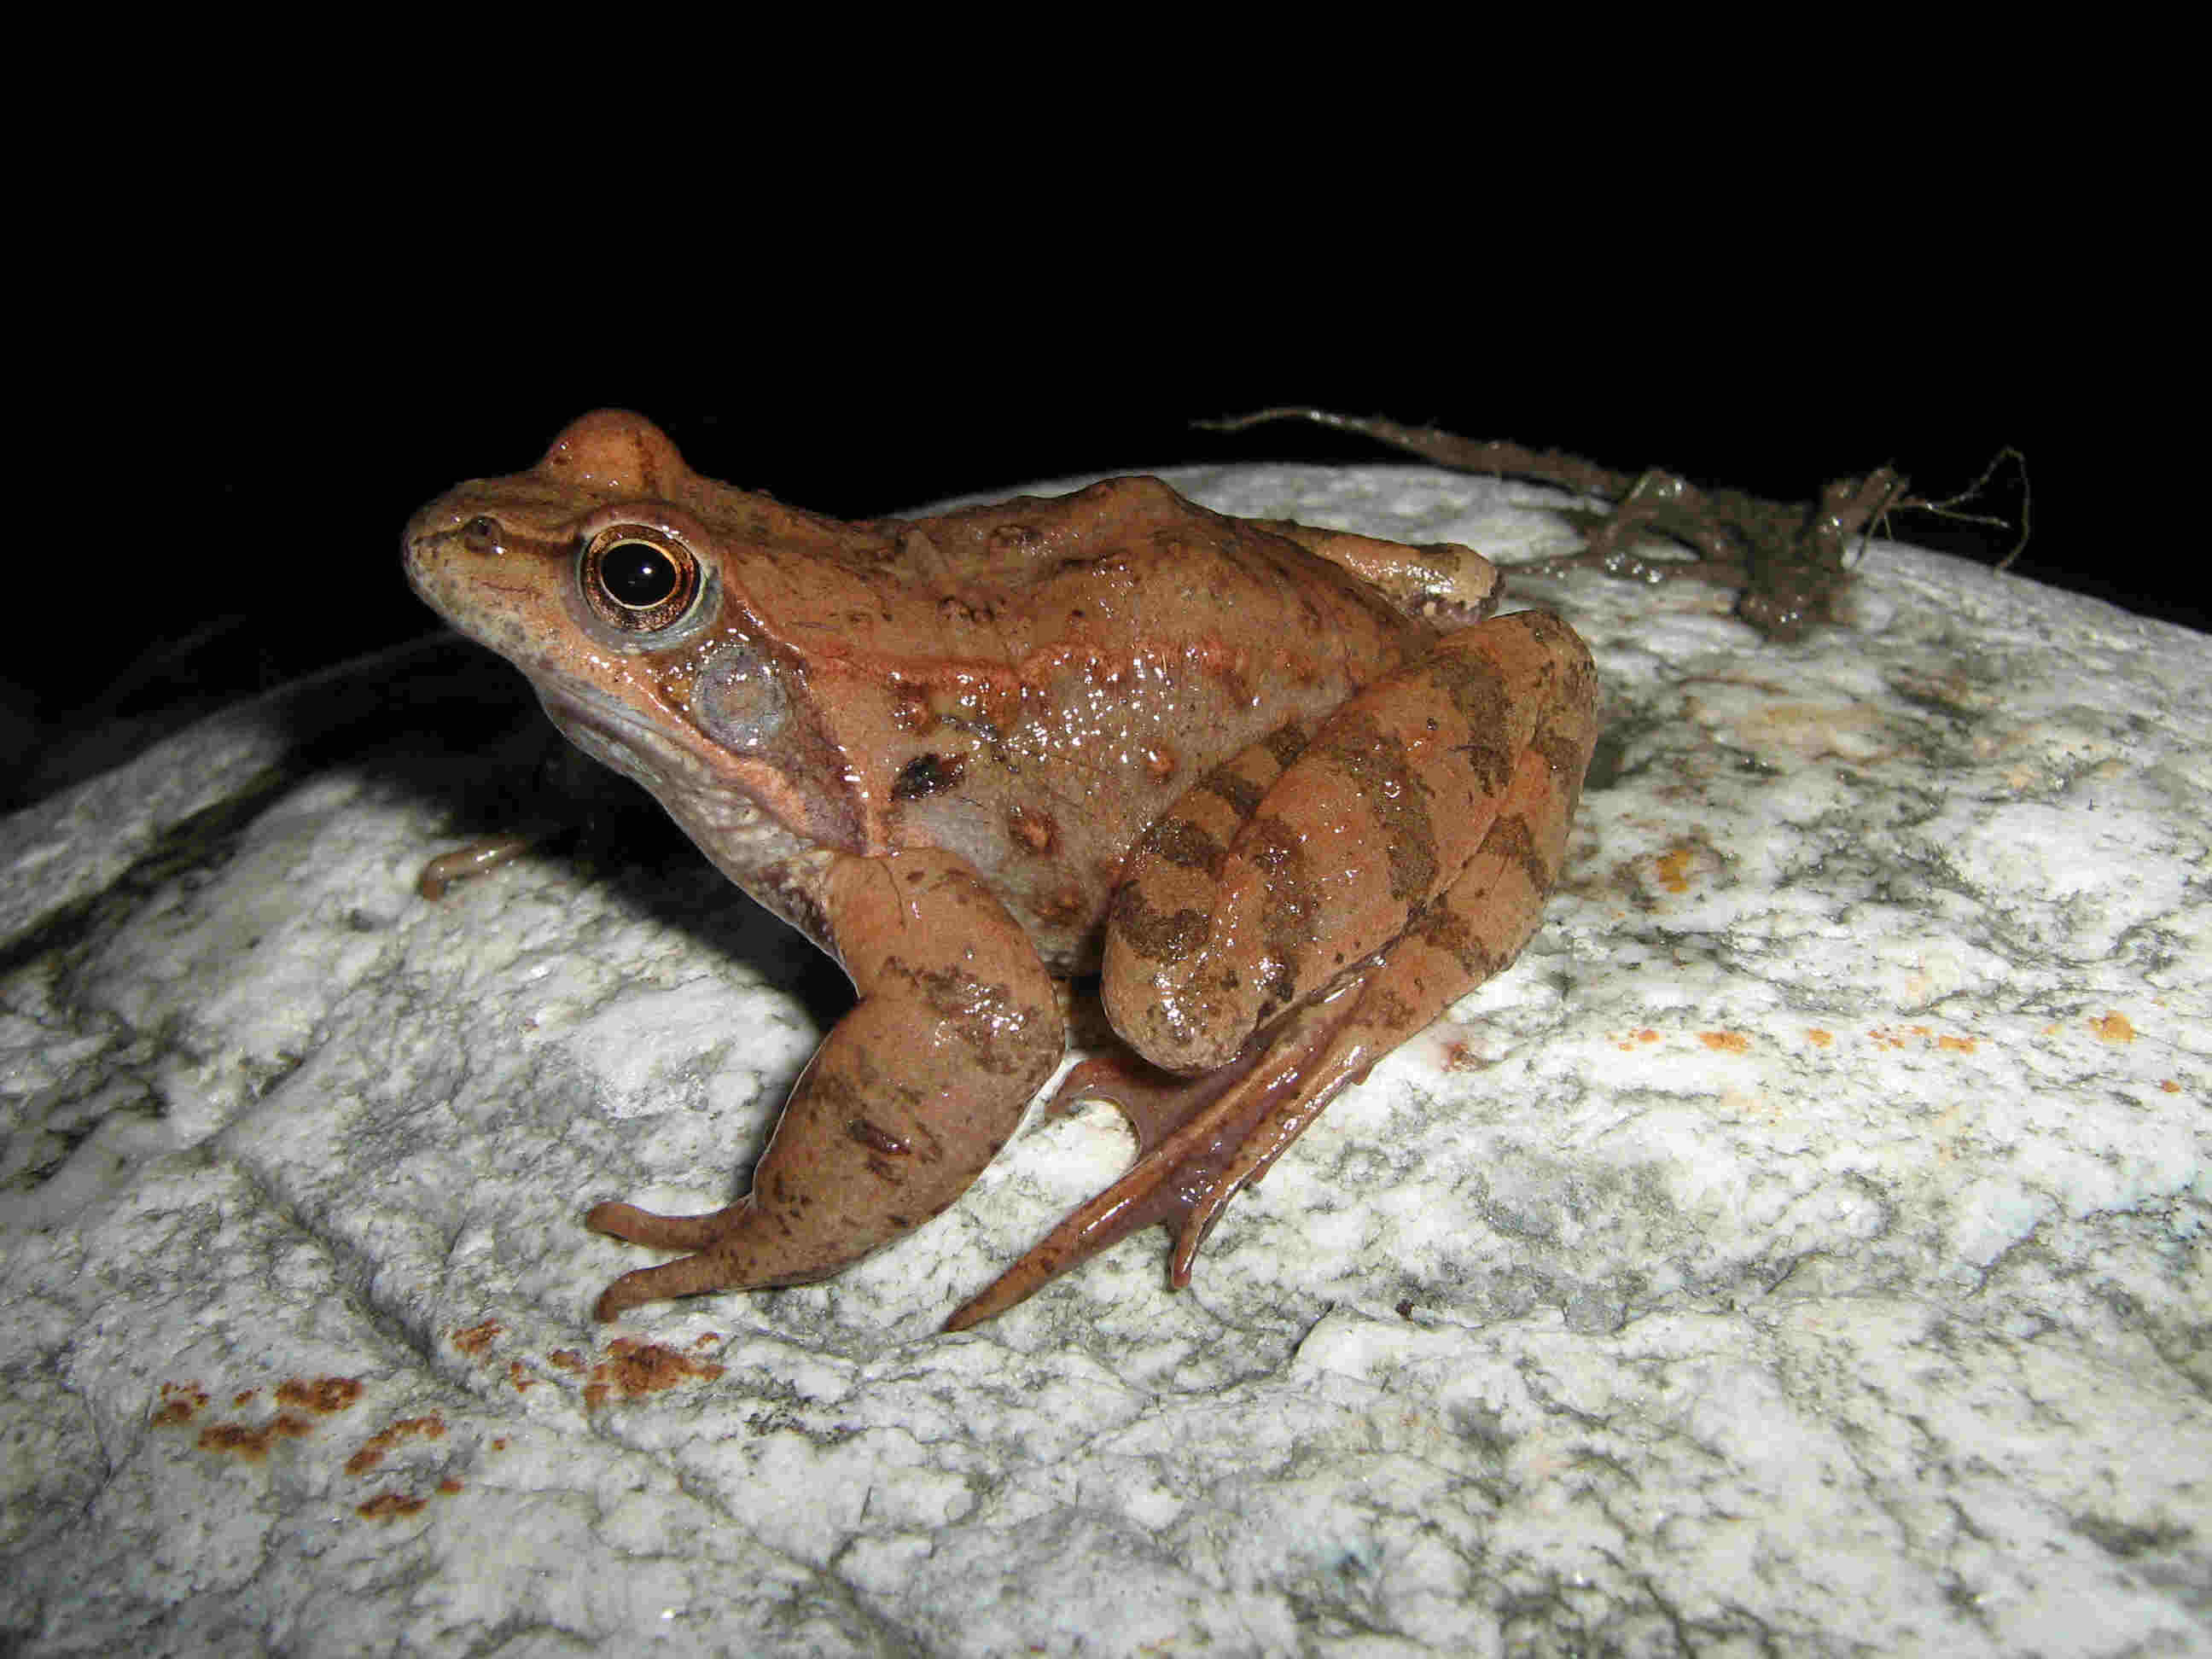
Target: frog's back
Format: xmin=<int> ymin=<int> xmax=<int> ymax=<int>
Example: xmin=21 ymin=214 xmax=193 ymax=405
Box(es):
xmin=861 ymin=477 xmax=1433 ymax=971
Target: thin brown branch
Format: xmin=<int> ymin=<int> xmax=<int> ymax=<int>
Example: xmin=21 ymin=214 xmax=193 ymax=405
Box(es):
xmin=1200 ymin=409 xmax=1937 ymax=642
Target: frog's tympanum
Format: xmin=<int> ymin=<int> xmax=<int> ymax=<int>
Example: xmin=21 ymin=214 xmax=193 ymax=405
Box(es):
xmin=404 ymin=411 xmax=1598 ymax=1330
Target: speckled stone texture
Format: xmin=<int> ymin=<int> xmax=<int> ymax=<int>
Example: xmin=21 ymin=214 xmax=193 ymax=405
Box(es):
xmin=3 ymin=463 xmax=2206 ymax=1656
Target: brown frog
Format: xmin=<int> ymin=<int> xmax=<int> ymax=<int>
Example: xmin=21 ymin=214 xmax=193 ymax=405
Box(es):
xmin=403 ymin=411 xmax=1598 ymax=1330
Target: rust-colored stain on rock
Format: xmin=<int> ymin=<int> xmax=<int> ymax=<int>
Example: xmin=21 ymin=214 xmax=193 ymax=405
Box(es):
xmin=357 ymin=1491 xmax=428 ymax=1522
xmin=196 ymin=1415 xmax=313 ymax=1459
xmin=450 ymin=1320 xmax=502 ymax=1357
xmin=150 ymin=1382 xmax=209 ymax=1428
xmin=582 ymin=1337 xmax=728 ymax=1411
xmin=276 ymin=1376 xmax=364 ymax=1415
xmin=345 ymin=1415 xmax=448 ymax=1476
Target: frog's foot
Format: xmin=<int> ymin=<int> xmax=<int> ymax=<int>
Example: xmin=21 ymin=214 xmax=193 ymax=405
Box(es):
xmin=585 ymin=1201 xmax=735 ymax=1252
xmin=587 ymin=1199 xmax=845 ymax=1319
xmin=943 ymin=980 xmax=1380 ymax=1332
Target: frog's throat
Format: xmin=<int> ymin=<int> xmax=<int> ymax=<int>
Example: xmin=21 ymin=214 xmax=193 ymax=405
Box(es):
xmin=535 ymin=684 xmax=837 ymax=951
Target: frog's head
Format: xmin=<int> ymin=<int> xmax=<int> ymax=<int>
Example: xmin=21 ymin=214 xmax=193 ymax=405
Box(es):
xmin=404 ymin=410 xmax=902 ymax=895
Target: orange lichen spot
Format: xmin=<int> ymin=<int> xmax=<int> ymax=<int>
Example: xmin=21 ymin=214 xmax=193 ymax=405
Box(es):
xmin=2161 ymin=1079 xmax=2181 ymax=1093
xmin=276 ymin=1377 xmax=364 ymax=1415
xmin=151 ymin=1382 xmax=210 ymax=1428
xmin=547 ymin=1348 xmax=587 ymax=1373
xmin=1804 ymin=1028 xmax=1834 ymax=1048
xmin=693 ymin=1333 xmax=722 ymax=1350
xmin=357 ymin=1491 xmax=428 ymax=1522
xmin=1697 ymin=1031 xmax=1751 ymax=1053
xmin=490 ymin=1438 xmax=509 ymax=1452
xmin=1440 ymin=1040 xmax=1486 ymax=1072
xmin=581 ymin=1337 xmax=727 ymax=1411
xmin=451 ymin=1320 xmax=502 ymax=1358
xmin=1654 ymin=845 xmax=1698 ymax=894
xmin=2091 ymin=1010 xmax=2135 ymax=1043
xmin=1863 ymin=1024 xmax=1975 ymax=1053
xmin=506 ymin=1360 xmax=538 ymax=1394
xmin=438 ymin=1477 xmax=463 ymax=1496
xmin=1615 ymin=1027 xmax=1662 ymax=1050
xmin=232 ymin=1389 xmax=259 ymax=1408
xmin=197 ymin=1413 xmax=313 ymax=1459
xmin=344 ymin=1416 xmax=448 ymax=1477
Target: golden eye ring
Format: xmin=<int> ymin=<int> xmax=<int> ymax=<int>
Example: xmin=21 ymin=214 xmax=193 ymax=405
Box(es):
xmin=580 ymin=527 xmax=702 ymax=634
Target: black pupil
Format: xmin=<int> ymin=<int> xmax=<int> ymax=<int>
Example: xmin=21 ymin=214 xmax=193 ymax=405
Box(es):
xmin=602 ymin=542 xmax=678 ymax=608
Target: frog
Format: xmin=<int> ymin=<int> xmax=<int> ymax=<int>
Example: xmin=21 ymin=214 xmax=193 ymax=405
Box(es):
xmin=403 ymin=410 xmax=1599 ymax=1330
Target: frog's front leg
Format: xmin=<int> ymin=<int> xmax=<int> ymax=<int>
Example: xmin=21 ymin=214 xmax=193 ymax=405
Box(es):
xmin=588 ymin=847 xmax=1062 ymax=1320
xmin=946 ymin=609 xmax=1597 ymax=1330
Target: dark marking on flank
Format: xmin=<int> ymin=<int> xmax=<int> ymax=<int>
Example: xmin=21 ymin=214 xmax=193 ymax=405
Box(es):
xmin=1315 ymin=712 xmax=1436 ymax=904
xmin=1243 ymin=814 xmax=1320 ymax=1010
xmin=1136 ymin=814 xmax=1226 ymax=876
xmin=1487 ymin=812 xmax=1555 ymax=894
xmin=1112 ymin=883 xmax=1212 ymax=963
xmin=847 ymin=1118 xmax=911 ymax=1155
xmin=905 ymin=963 xmax=1052 ymax=1077
xmin=1263 ymin=720 xmax=1314 ymax=770
xmin=1424 ymin=654 xmax=1516 ymax=794
xmin=893 ymin=753 xmax=966 ymax=800
xmin=1535 ymin=727 xmax=1594 ymax=792
xmin=1413 ymin=901 xmax=1505 ymax=981
xmin=1197 ymin=766 xmax=1266 ymax=821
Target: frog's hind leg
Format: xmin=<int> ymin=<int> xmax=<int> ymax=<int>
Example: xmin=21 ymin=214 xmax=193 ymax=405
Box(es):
xmin=943 ymin=630 xmax=1596 ymax=1331
xmin=1104 ymin=608 xmax=1595 ymax=1078
xmin=940 ymin=989 xmax=1368 ymax=1331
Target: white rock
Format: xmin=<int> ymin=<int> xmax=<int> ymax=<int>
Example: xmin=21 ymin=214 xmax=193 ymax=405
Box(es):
xmin=2 ymin=464 xmax=2205 ymax=1656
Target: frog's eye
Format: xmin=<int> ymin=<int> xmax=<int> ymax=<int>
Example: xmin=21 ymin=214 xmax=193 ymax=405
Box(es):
xmin=580 ymin=525 xmax=705 ymax=634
